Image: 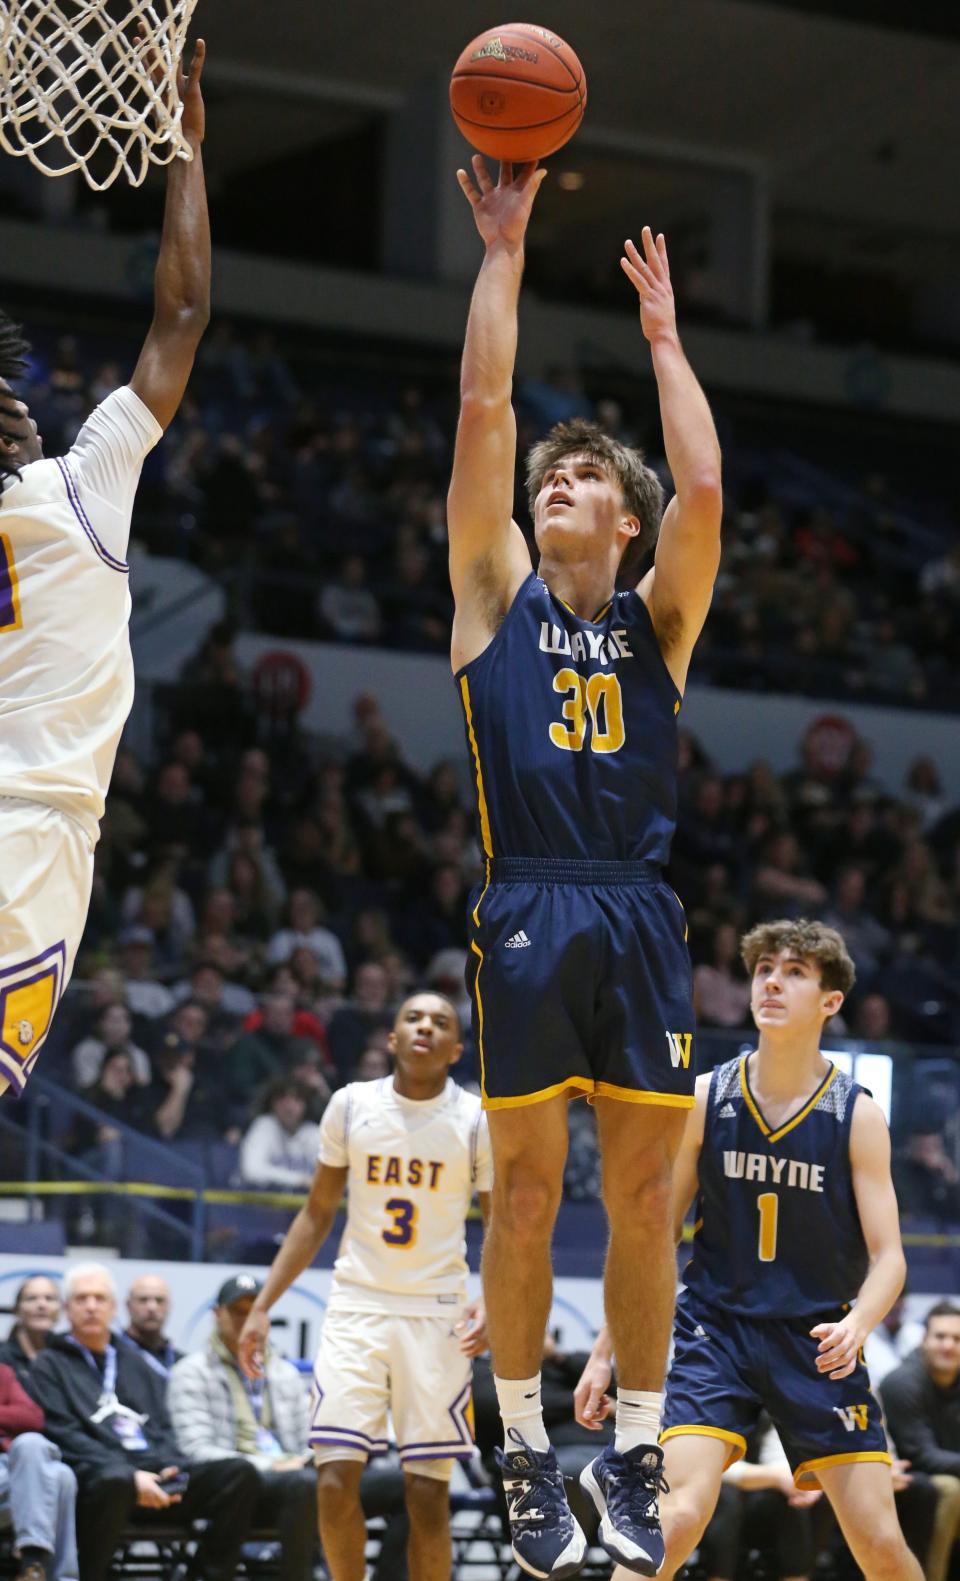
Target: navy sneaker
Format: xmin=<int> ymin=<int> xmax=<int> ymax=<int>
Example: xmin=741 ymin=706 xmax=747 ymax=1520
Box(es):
xmin=580 ymin=1441 xmax=669 ymax=1575
xmin=494 ymin=1429 xmax=587 ymax=1579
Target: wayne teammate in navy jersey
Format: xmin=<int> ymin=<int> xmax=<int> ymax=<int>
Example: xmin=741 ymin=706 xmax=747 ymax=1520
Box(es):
xmin=576 ymin=921 xmax=922 ymax=1581
xmin=448 ymin=155 xmax=722 ymax=1578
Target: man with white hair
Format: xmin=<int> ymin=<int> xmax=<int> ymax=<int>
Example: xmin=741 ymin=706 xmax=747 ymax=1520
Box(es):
xmin=28 ymin=1264 xmax=258 ymax=1581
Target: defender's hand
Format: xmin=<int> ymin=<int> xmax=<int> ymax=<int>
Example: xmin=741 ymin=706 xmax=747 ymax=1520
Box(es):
xmin=621 ymin=227 xmax=677 ymax=346
xmin=178 ymin=38 xmax=206 ymax=146
xmin=456 ymin=155 xmax=547 ymax=251
xmin=238 ymin=1308 xmax=271 ymax=1380
xmin=574 ymin=1354 xmax=614 ymax=1430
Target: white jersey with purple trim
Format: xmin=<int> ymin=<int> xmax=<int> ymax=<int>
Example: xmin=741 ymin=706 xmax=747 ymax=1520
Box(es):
xmin=318 ymin=1075 xmax=492 ymax=1317
xmin=0 ymin=386 xmax=162 ymax=843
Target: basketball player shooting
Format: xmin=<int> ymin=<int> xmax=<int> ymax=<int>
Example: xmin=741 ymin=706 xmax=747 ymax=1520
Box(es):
xmin=0 ymin=38 xmax=210 ymax=1097
xmin=448 ymin=155 xmax=722 ymax=1577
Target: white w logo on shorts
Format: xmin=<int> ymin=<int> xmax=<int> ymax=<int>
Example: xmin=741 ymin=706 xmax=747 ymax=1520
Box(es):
xmin=833 ymin=1405 xmax=869 ymax=1432
xmin=665 ymin=1031 xmax=693 ymax=1069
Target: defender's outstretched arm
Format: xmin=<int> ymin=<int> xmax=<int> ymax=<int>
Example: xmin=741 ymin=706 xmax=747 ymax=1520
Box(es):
xmin=130 ymin=39 xmax=210 ymax=431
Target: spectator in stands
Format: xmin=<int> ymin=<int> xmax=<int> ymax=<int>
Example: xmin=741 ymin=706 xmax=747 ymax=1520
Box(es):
xmin=327 ymin=963 xmax=393 ymax=1081
xmin=0 ymin=1359 xmax=78 ymax=1581
xmin=851 ymin=993 xmax=896 ymax=1042
xmin=865 ymin=1294 xmax=924 ymax=1388
xmin=143 ymin=761 xmax=208 ymax=858
xmin=29 ymin=1263 xmax=258 ymax=1581
xmin=169 ymin=1273 xmax=316 ymax=1581
xmin=752 ymin=831 xmax=827 ymax=918
xmin=0 ymin=1280 xmax=61 ymax=1390
xmin=318 ymin=553 xmax=382 ymax=642
xmin=134 ymin=1026 xmax=240 ymax=1144
xmin=881 ymin=1301 xmax=960 ymax=1581
xmin=70 ymin=1004 xmax=151 ymax=1091
xmin=230 ymin=992 xmax=312 ymax=1110
xmin=239 ymin=1079 xmax=321 ymax=1192
xmin=355 ymin=1045 xmax=391 ymax=1081
xmin=266 ymin=887 xmax=347 ymax=987
xmin=67 ymin=1050 xmax=142 ymax=1166
xmin=171 ymin=959 xmax=254 ymax=1038
xmin=693 ymin=921 xmax=752 ymax=1029
xmin=118 ymin=1277 xmax=182 ymax=1381
xmin=114 ymin=928 xmax=175 ymax=1022
xmin=122 ymin=861 xmax=197 ymax=973
xmin=823 ymin=865 xmax=891 ymax=984
xmin=895 ymin=1128 xmax=960 ymax=1221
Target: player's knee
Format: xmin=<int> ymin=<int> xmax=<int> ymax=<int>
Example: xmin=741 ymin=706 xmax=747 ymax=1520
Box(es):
xmin=664 ymin=1492 xmax=711 ymax=1557
xmin=404 ymin=1471 xmax=450 ymax=1530
xmin=316 ymin=1460 xmax=363 ymax=1514
xmin=853 ymin=1523 xmax=912 ymax=1580
xmin=603 ymin=1160 xmax=673 ymax=1227
xmin=495 ymin=1168 xmax=562 ymax=1241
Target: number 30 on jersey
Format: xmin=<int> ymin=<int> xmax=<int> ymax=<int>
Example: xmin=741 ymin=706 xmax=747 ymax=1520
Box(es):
xmin=549 ymin=668 xmax=625 ymax=754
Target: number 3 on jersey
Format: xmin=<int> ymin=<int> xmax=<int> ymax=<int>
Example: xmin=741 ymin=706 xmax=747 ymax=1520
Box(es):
xmin=549 ymin=668 xmax=625 ymax=754
xmin=0 ymin=534 xmax=23 ymax=632
xmin=382 ymin=1197 xmax=418 ymax=1248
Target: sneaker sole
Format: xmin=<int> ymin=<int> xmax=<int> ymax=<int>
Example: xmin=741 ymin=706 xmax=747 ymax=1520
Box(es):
xmin=511 ymin=1520 xmax=588 ymax=1579
xmin=579 ymin=1461 xmax=663 ymax=1576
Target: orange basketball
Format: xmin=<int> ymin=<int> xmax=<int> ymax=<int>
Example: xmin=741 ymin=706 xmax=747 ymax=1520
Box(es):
xmin=450 ymin=23 xmax=586 ymax=164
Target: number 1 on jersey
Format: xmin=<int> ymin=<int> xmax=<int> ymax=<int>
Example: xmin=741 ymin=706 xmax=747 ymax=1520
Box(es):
xmin=757 ymin=1192 xmax=778 ymax=1262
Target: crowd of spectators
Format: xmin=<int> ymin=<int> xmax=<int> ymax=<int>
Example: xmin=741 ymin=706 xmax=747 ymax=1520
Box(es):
xmin=14 ymin=315 xmax=960 ymax=708
xmin=2 ymin=1269 xmax=960 ymax=1581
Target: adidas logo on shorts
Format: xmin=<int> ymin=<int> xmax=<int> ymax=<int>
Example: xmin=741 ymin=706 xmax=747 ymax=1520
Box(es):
xmin=504 ymin=929 xmax=532 ymax=949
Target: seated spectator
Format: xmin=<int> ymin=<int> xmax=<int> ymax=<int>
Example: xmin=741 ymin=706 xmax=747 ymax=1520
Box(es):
xmin=266 ymin=887 xmax=347 ymax=987
xmin=287 ymin=1048 xmax=333 ymax=1122
xmin=230 ymin=993 xmax=315 ymax=1111
xmin=327 ymin=963 xmax=393 ymax=1081
xmin=171 ymin=960 xmax=254 ymax=1040
xmin=895 ymin=1129 xmax=960 ymax=1221
xmin=70 ymin=1004 xmax=151 ymax=1091
xmin=823 ymin=865 xmax=891 ymax=984
xmin=318 ymin=553 xmax=382 ymax=643
xmin=239 ymin=1080 xmax=322 ymax=1192
xmin=169 ymin=1274 xmax=317 ymax=1581
xmin=865 ymin=1294 xmax=924 ymax=1388
xmin=67 ymin=1050 xmax=143 ymax=1164
xmin=0 ymin=1359 xmax=78 ymax=1581
xmin=355 ymin=1045 xmax=391 ymax=1082
xmin=141 ymin=1032 xmax=241 ymax=1144
xmin=851 ymin=992 xmax=896 ymax=1043
xmin=880 ymin=1302 xmax=960 ymax=1581
xmin=28 ymin=1263 xmax=259 ymax=1581
xmin=0 ymin=1279 xmax=61 ymax=1389
xmin=113 ymin=928 xmax=175 ymax=1021
xmin=117 ymin=1277 xmax=183 ymax=1381
xmin=693 ymin=921 xmax=752 ymax=1029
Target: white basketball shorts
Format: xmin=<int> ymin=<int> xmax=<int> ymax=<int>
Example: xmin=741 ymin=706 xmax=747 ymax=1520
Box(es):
xmin=0 ymin=796 xmax=94 ymax=1095
xmin=310 ymin=1307 xmax=475 ymax=1482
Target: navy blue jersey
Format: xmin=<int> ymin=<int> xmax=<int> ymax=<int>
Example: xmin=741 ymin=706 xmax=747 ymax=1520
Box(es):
xmin=456 ymin=572 xmax=680 ymax=865
xmin=684 ymin=1054 xmax=869 ymax=1319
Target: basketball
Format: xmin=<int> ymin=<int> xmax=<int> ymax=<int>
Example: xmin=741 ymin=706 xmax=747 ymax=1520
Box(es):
xmin=450 ymin=23 xmax=586 ymax=164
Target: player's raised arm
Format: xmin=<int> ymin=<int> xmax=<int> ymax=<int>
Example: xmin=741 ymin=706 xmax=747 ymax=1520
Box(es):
xmin=622 ymin=228 xmax=722 ymax=689
xmin=447 ymin=157 xmax=543 ymax=662
xmin=811 ymin=1094 xmax=907 ymax=1381
xmin=130 ymin=38 xmax=210 ymax=431
xmin=237 ymin=1159 xmax=347 ymax=1379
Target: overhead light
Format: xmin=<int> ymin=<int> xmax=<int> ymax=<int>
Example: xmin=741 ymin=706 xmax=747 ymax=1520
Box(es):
xmin=557 ymin=170 xmax=585 ymax=191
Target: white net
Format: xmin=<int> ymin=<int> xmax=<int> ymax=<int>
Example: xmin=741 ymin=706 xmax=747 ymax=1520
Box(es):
xmin=0 ymin=0 xmax=199 ymax=189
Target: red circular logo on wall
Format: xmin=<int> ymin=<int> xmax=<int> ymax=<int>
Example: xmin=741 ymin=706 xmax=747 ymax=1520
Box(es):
xmin=251 ymin=650 xmax=312 ymax=717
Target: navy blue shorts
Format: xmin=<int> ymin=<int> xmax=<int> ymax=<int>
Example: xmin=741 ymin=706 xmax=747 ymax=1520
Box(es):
xmin=662 ymin=1289 xmax=891 ymax=1487
xmin=466 ymin=857 xmax=695 ymax=1111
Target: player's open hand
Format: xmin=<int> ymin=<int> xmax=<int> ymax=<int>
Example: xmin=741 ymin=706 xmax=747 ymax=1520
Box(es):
xmin=621 ymin=227 xmax=677 ymax=346
xmin=134 ymin=30 xmax=205 ymax=147
xmin=455 ymin=1298 xmax=488 ymax=1357
xmin=573 ymin=1354 xmax=614 ymax=1430
xmin=457 ymin=155 xmax=547 ymax=252
xmin=810 ymin=1314 xmax=864 ymax=1381
xmin=238 ymin=1307 xmax=270 ymax=1380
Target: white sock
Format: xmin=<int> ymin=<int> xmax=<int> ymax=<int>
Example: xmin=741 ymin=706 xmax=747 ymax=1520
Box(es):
xmin=494 ymin=1372 xmax=551 ymax=1453
xmin=615 ymin=1389 xmax=663 ymax=1454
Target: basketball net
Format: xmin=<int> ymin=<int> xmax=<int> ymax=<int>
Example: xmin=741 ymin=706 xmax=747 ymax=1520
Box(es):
xmin=0 ymin=0 xmax=200 ymax=189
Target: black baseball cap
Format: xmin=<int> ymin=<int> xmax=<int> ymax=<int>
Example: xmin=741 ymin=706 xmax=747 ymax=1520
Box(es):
xmin=216 ymin=1273 xmax=263 ymax=1308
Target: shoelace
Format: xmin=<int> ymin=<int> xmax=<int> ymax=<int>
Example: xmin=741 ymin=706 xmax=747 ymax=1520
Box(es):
xmin=606 ymin=1459 xmax=671 ymax=1525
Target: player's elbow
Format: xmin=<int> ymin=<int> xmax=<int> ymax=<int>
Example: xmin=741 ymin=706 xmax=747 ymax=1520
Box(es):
xmin=153 ymin=301 xmax=211 ymax=341
xmin=678 ymin=473 xmax=723 ymax=527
